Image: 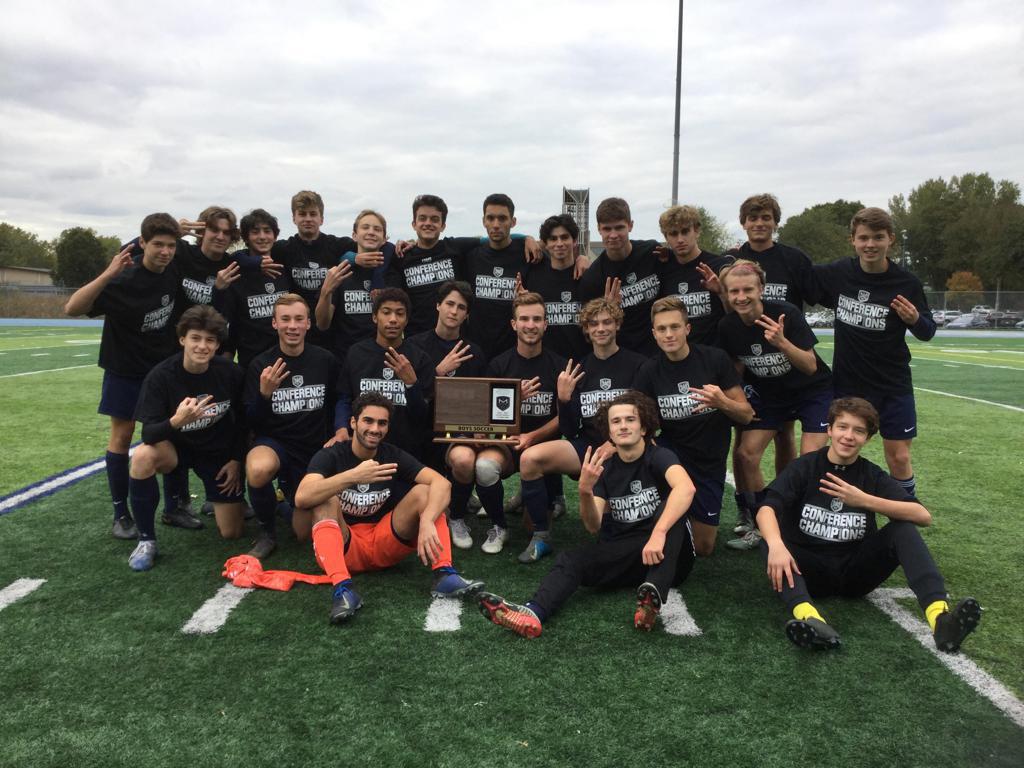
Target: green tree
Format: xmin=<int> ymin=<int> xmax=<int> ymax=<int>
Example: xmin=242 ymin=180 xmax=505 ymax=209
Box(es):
xmin=98 ymin=235 xmax=123 ymax=258
xmin=696 ymin=206 xmax=731 ymax=255
xmin=0 ymin=223 xmax=54 ymax=270
xmin=777 ymin=200 xmax=864 ymax=263
xmin=53 ymin=227 xmax=107 ymax=288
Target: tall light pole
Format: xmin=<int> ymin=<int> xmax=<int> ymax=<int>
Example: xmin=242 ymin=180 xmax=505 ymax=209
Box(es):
xmin=671 ymin=0 xmax=684 ymax=205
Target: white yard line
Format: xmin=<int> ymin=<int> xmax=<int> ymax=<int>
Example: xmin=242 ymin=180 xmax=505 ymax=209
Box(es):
xmin=0 ymin=578 xmax=47 ymax=612
xmin=181 ymin=584 xmax=253 ymax=635
xmin=424 ymin=598 xmax=463 ymax=632
xmin=915 ymin=387 xmax=1024 ymax=414
xmin=660 ymin=589 xmax=702 ymax=636
xmin=912 ymin=356 xmax=1020 ymax=371
xmin=29 ymin=353 xmax=50 ymax=357
xmin=0 ymin=457 xmax=111 ymax=513
xmin=0 ymin=364 xmax=94 ymax=379
xmin=868 ymin=588 xmax=1024 ymax=729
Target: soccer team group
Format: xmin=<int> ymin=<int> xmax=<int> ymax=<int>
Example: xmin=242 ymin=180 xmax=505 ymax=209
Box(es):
xmin=63 ymin=189 xmax=981 ymax=651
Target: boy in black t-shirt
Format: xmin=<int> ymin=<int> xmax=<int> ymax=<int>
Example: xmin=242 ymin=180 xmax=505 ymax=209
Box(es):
xmin=757 ymin=397 xmax=980 ymax=652
xmin=244 ymin=293 xmax=340 ymax=559
xmin=64 ymin=213 xmax=183 ymax=541
xmin=516 ymin=298 xmax=646 ymax=564
xmin=478 ymin=391 xmax=697 ymax=637
xmin=656 ymin=205 xmax=731 ymax=347
xmin=716 ymin=260 xmax=833 ymax=550
xmin=126 ymin=306 xmax=247 ymax=571
xmin=810 ymin=207 xmax=935 ymax=499
xmin=635 ymin=297 xmax=753 ymax=557
xmin=526 ymin=214 xmax=588 ymax=361
xmin=447 ymin=293 xmax=565 ymax=555
xmin=296 ymin=393 xmax=483 ymax=625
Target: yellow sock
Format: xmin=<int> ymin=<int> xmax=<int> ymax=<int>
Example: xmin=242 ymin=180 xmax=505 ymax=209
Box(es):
xmin=793 ymin=602 xmax=825 ymax=623
xmin=925 ymin=600 xmax=949 ymax=631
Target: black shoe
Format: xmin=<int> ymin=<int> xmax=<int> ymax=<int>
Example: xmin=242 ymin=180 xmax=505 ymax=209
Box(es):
xmin=329 ymin=582 xmax=363 ymax=625
xmin=786 ymin=617 xmax=841 ymax=650
xmin=934 ymin=598 xmax=981 ymax=653
xmin=247 ymin=533 xmax=277 ymax=560
xmin=200 ymin=501 xmax=215 ymax=517
xmin=111 ymin=516 xmax=138 ymax=540
xmin=162 ymin=503 xmax=204 ymax=530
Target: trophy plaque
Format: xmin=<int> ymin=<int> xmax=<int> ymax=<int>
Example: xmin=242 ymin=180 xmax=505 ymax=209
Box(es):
xmin=433 ymin=377 xmax=522 ymax=445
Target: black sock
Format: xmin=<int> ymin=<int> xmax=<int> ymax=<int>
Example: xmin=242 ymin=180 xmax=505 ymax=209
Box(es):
xmin=129 ymin=475 xmax=160 ymax=541
xmin=476 ymin=481 xmax=507 ymax=528
xmin=105 ymin=451 xmax=130 ymax=522
xmin=248 ymin=482 xmax=277 ymax=538
xmin=449 ymin=480 xmax=473 ymax=521
xmin=521 ymin=477 xmax=549 ymax=533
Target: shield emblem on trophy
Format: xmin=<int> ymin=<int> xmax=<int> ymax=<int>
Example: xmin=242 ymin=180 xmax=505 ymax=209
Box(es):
xmin=751 ymin=344 xmax=762 ymax=356
xmin=600 ymin=378 xmax=611 ymax=391
xmin=292 ymin=375 xmax=304 ymax=387
xmin=858 ymin=290 xmax=870 ymax=303
xmin=830 ymin=498 xmax=844 ymax=512
xmin=496 ymin=395 xmax=511 ymax=411
xmin=630 ymin=480 xmax=642 ymax=494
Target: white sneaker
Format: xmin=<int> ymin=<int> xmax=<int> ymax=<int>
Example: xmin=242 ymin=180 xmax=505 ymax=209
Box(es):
xmin=450 ymin=518 xmax=473 ymax=550
xmin=128 ymin=540 xmax=158 ymax=571
xmin=726 ymin=529 xmax=763 ymax=551
xmin=503 ymin=492 xmax=523 ymax=515
xmin=481 ymin=525 xmax=509 ymax=554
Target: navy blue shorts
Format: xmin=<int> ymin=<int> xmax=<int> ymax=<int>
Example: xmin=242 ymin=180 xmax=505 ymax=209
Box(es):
xmin=175 ymin=445 xmax=246 ymax=504
xmin=251 ymin=437 xmax=315 ymax=505
xmin=745 ymin=386 xmax=832 ymax=433
xmin=835 ymin=389 xmax=917 ymax=440
xmin=98 ymin=371 xmax=144 ymax=421
xmin=663 ymin=447 xmax=725 ymax=527
xmin=569 ymin=437 xmax=590 ymax=465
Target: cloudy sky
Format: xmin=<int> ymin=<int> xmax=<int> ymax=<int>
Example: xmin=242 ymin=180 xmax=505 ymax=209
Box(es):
xmin=1 ymin=0 xmax=1021 ymax=248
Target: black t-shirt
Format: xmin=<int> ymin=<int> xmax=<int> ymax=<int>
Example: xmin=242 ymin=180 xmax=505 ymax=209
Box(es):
xmin=717 ymin=299 xmax=831 ymax=402
xmin=579 ymin=240 xmax=662 ymax=356
xmin=384 ymin=237 xmax=478 ymax=336
xmin=405 ymin=330 xmax=489 ymax=379
xmin=463 ymin=239 xmax=532 ymax=360
xmin=245 ymin=344 xmax=340 ymax=457
xmin=306 ymin=441 xmax=425 ymax=525
xmin=525 ymin=257 xmax=588 ymax=361
xmin=765 ymin=447 xmax=912 ymax=555
xmin=175 ymin=241 xmax=228 ymax=312
xmin=219 ymin=270 xmax=293 ymax=370
xmin=338 ymin=338 xmax=435 ymax=455
xmin=656 ymin=251 xmax=731 ymax=347
xmin=559 ymin=348 xmax=648 ymax=446
xmin=811 ymin=258 xmax=935 ymax=396
xmin=729 ymin=242 xmax=816 ymax=309
xmin=593 ymin=444 xmax=680 ymax=540
xmin=134 ymin=352 xmax=246 ymax=458
xmin=635 ymin=344 xmax=742 ymax=475
xmin=486 ymin=346 xmax=567 ymax=435
xmin=326 ymin=264 xmax=377 ymax=362
xmin=89 ymin=262 xmax=180 ymax=378
xmin=273 ymin=233 xmax=357 ymax=348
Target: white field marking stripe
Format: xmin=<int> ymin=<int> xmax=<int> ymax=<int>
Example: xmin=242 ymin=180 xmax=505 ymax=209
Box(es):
xmin=181 ymin=584 xmax=253 ymax=634
xmin=0 ymin=458 xmax=105 ymax=513
xmin=912 ymin=356 xmax=1020 ymax=371
xmin=868 ymin=588 xmax=1024 ymax=729
xmin=424 ymin=597 xmax=462 ymax=632
xmin=0 ymin=364 xmax=93 ymax=379
xmin=915 ymin=387 xmax=1024 ymax=414
xmin=660 ymin=589 xmax=702 ymax=636
xmin=0 ymin=578 xmax=47 ymax=611
xmin=0 ymin=341 xmax=98 ymax=352
xmin=725 ymin=471 xmax=735 ymax=489
xmin=30 ymin=353 xmax=50 ymax=356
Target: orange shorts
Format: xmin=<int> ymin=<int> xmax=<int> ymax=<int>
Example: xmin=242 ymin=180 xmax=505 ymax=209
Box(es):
xmin=343 ymin=512 xmax=415 ymax=573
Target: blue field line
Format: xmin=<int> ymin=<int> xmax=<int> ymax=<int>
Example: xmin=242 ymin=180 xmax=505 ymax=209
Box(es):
xmin=0 ymin=445 xmax=138 ymax=516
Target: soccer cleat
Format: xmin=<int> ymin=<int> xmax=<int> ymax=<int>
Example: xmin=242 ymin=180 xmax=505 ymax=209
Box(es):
xmin=634 ymin=582 xmax=662 ymax=631
xmin=503 ymin=491 xmax=523 ymax=515
xmin=477 ymin=592 xmax=542 ymax=638
xmin=112 ymin=515 xmax=138 ymax=540
xmin=430 ymin=567 xmax=484 ymax=598
xmin=733 ymin=509 xmax=753 ymax=535
xmin=517 ymin=535 xmax=553 ymax=564
xmin=329 ymin=581 xmax=363 ymax=624
xmin=247 ymin=533 xmax=277 ymax=560
xmin=933 ymin=598 xmax=982 ymax=653
xmin=785 ymin=617 xmax=841 ymax=650
xmin=469 ymin=490 xmax=486 ymax=517
xmin=128 ymin=540 xmax=158 ymax=572
xmin=162 ymin=502 xmax=204 ymax=530
xmin=200 ymin=501 xmax=215 ymax=517
xmin=449 ymin=517 xmax=473 ymax=550
xmin=481 ymin=525 xmax=509 ymax=554
xmin=726 ymin=529 xmax=763 ymax=551
xmin=550 ymin=495 xmax=567 ymax=520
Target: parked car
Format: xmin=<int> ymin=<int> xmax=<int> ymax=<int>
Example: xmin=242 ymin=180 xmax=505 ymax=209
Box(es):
xmin=946 ymin=313 xmax=990 ymax=329
xmin=1015 ymin=318 xmax=1024 ymax=329
xmin=971 ymin=305 xmax=994 ymax=317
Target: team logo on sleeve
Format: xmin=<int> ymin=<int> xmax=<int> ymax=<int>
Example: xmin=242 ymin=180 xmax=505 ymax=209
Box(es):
xmin=383 ymin=368 xmax=394 ymax=380
xmin=161 ymin=295 xmax=170 ymax=306
xmin=830 ymin=498 xmax=844 ymax=512
xmin=265 ymin=282 xmax=276 ymax=293
xmin=630 ymin=480 xmax=642 ymax=494
xmin=751 ymin=343 xmax=762 ymax=356
xmin=677 ymin=381 xmax=690 ymax=394
xmin=600 ymin=378 xmax=612 ymax=391
xmin=292 ymin=375 xmax=304 ymax=387
xmin=493 ymin=267 xmax=504 ymax=277
xmin=858 ymin=290 xmax=870 ymax=302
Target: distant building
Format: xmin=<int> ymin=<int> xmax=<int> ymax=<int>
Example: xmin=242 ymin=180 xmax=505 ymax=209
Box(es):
xmin=562 ymin=188 xmax=592 ymax=257
xmin=0 ymin=266 xmax=53 ymax=287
